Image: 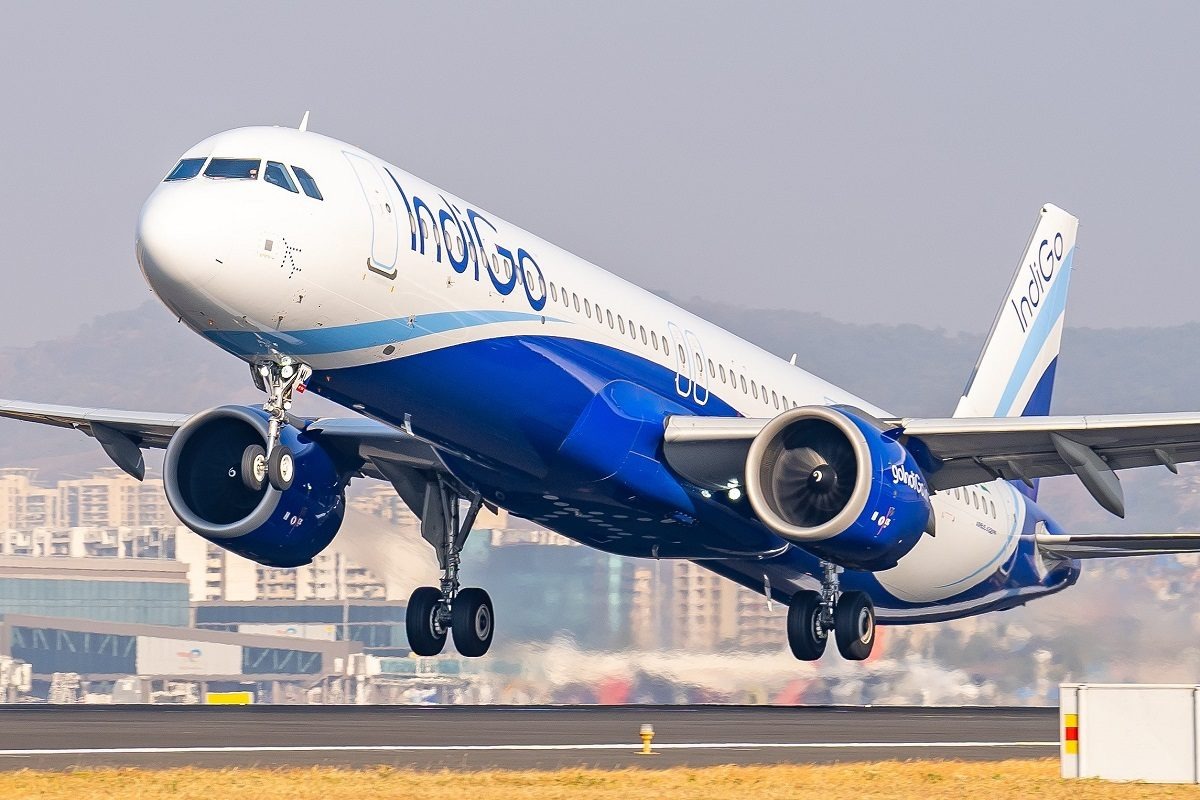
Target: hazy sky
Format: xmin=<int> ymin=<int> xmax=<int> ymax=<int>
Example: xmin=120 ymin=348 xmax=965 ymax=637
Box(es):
xmin=1 ymin=2 xmax=1198 ymax=347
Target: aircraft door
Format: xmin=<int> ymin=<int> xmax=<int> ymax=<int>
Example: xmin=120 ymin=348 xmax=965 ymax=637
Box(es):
xmin=684 ymin=329 xmax=710 ymax=406
xmin=667 ymin=322 xmax=693 ymax=400
xmin=344 ymin=152 xmax=399 ymax=276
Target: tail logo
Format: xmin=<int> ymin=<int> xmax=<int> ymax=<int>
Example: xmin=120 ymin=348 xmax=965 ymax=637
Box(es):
xmin=1011 ymin=232 xmax=1065 ymax=333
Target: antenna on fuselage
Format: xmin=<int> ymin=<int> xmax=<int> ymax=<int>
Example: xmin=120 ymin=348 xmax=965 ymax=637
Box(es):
xmin=298 ymin=111 xmax=310 ymax=132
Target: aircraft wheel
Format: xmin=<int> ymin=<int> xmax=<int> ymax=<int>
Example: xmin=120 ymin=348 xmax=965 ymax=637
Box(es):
xmin=240 ymin=445 xmax=266 ymax=492
xmin=267 ymin=446 xmax=294 ymax=491
xmin=406 ymin=586 xmax=447 ymax=656
xmin=834 ymin=590 xmax=876 ymax=661
xmin=786 ymin=590 xmax=827 ymax=661
xmin=452 ymin=587 xmax=495 ymax=658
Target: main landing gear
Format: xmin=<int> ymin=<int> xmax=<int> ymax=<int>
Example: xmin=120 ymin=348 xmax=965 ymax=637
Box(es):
xmin=405 ymin=477 xmax=495 ymax=658
xmin=242 ymin=358 xmax=312 ymax=493
xmin=787 ymin=562 xmax=876 ymax=661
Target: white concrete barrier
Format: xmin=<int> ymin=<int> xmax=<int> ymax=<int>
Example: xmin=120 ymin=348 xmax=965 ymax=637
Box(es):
xmin=1061 ymin=683 xmax=1200 ymax=783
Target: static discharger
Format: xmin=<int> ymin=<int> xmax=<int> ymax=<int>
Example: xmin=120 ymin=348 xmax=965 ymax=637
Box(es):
xmin=638 ymin=724 xmax=657 ymax=755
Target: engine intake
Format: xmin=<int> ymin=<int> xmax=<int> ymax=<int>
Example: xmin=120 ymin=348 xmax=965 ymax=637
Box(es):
xmin=163 ymin=405 xmax=347 ymax=567
xmin=744 ymin=405 xmax=931 ymax=571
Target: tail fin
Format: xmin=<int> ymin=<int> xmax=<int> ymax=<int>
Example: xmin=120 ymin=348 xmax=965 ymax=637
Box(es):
xmin=954 ymin=203 xmax=1079 ymax=420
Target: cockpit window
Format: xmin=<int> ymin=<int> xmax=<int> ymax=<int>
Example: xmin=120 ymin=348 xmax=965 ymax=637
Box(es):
xmin=204 ymin=158 xmax=261 ymax=180
xmin=164 ymin=158 xmax=206 ymax=182
xmin=264 ymin=161 xmax=298 ymax=193
xmin=291 ymin=166 xmax=323 ymax=200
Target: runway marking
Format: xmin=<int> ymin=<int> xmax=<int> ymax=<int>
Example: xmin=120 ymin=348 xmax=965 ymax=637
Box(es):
xmin=0 ymin=741 xmax=1058 ymax=757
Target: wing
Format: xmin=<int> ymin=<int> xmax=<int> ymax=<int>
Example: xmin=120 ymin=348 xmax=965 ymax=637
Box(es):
xmin=894 ymin=412 xmax=1200 ymax=489
xmin=663 ymin=410 xmax=1200 ymax=516
xmin=0 ymin=398 xmax=448 ymax=486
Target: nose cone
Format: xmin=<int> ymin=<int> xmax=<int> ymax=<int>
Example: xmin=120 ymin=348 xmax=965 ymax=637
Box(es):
xmin=136 ymin=186 xmax=222 ymax=299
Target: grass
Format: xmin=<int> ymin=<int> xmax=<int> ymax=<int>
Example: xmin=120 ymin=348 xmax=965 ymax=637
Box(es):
xmin=0 ymin=760 xmax=1197 ymax=799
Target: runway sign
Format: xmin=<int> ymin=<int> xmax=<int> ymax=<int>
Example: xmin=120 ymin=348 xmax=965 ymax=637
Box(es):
xmin=204 ymin=691 xmax=254 ymax=705
xmin=1061 ymin=683 xmax=1200 ymax=783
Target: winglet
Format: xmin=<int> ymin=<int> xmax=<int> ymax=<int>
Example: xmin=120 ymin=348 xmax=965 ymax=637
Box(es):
xmin=298 ymin=111 xmax=310 ymax=132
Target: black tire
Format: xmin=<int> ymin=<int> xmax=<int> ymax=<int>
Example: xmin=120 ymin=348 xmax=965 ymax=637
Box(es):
xmin=406 ymin=586 xmax=447 ymax=656
xmin=834 ymin=590 xmax=876 ymax=661
xmin=786 ymin=590 xmax=827 ymax=661
xmin=267 ymin=446 xmax=294 ymax=491
xmin=240 ymin=445 xmax=266 ymax=492
xmin=451 ymin=587 xmax=495 ymax=658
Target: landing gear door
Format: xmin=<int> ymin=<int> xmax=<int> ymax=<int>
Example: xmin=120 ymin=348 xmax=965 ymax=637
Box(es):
xmin=345 ymin=152 xmax=399 ymax=277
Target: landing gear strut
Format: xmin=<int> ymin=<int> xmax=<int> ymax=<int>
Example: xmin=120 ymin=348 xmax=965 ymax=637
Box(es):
xmin=786 ymin=562 xmax=876 ymax=661
xmin=246 ymin=358 xmax=311 ymax=492
xmin=405 ymin=477 xmax=494 ymax=658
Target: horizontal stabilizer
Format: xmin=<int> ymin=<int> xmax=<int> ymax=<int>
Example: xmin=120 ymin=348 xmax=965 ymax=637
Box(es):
xmin=1035 ymin=523 xmax=1200 ymax=560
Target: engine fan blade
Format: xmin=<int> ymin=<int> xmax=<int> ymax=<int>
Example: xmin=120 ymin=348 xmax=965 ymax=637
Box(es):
xmin=772 ymin=429 xmax=857 ymax=526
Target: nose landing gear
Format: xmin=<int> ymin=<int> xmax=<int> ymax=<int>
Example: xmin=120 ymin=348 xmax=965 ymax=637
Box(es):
xmin=249 ymin=358 xmax=311 ymax=492
xmin=786 ymin=562 xmax=877 ymax=661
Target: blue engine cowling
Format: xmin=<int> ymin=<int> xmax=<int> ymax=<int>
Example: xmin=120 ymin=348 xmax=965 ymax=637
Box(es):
xmin=163 ymin=405 xmax=348 ymax=568
xmin=743 ymin=405 xmax=932 ymax=571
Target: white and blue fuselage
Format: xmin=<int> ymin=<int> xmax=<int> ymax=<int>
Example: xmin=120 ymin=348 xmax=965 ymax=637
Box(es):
xmin=136 ymin=126 xmax=1078 ymax=624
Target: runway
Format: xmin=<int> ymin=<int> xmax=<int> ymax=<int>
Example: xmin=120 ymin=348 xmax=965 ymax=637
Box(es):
xmin=0 ymin=706 xmax=1057 ymax=771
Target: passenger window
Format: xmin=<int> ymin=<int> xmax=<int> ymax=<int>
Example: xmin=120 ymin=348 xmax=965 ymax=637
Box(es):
xmin=584 ymin=299 xmax=592 ymax=318
xmin=640 ymin=326 xmax=647 ymax=344
xmin=165 ymin=157 xmax=206 ymax=182
xmin=409 ymin=214 xmax=417 ymax=234
xmin=708 ymin=359 xmax=715 ymax=377
xmin=573 ymin=294 xmax=580 ymax=312
xmin=204 ymin=158 xmax=261 ymax=180
xmin=606 ymin=309 xmax=614 ymax=328
xmin=651 ymin=332 xmax=658 ymax=351
xmin=740 ymin=375 xmax=747 ymax=393
xmin=751 ymin=381 xmax=758 ymax=399
xmin=719 ymin=364 xmax=727 ymax=383
xmin=990 ymin=500 xmax=996 ymax=517
xmin=953 ymin=488 xmax=960 ymax=500
xmin=781 ymin=395 xmax=788 ymax=408
xmin=772 ymin=391 xmax=779 ymax=408
xmin=663 ymin=336 xmax=670 ymax=353
xmin=696 ymin=356 xmax=704 ymax=375
xmin=265 ymin=162 xmax=298 ymax=193
xmin=618 ymin=315 xmax=625 ymax=334
xmin=291 ymin=166 xmax=324 ymax=200
xmin=973 ymin=493 xmax=979 ymax=510
xmin=550 ymin=283 xmax=558 ymax=302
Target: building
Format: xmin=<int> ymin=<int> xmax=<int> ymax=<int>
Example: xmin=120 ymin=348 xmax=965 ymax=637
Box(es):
xmin=0 ymin=613 xmax=360 ymax=702
xmin=0 ymin=555 xmax=189 ymax=626
xmin=0 ymin=468 xmax=60 ymax=530
xmin=57 ymin=468 xmax=176 ymax=528
xmin=194 ymin=600 xmax=408 ymax=656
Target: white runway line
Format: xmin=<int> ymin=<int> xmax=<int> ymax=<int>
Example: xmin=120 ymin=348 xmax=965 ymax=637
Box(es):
xmin=0 ymin=741 xmax=1058 ymax=757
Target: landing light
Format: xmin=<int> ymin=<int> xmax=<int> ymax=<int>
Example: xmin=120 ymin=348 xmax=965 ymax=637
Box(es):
xmin=727 ymin=487 xmax=742 ymax=501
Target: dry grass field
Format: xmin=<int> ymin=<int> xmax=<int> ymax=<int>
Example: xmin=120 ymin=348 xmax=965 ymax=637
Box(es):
xmin=0 ymin=759 xmax=1197 ymax=800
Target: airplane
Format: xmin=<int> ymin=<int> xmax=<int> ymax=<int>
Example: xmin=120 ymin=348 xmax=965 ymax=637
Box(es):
xmin=4 ymin=120 xmax=1200 ymax=663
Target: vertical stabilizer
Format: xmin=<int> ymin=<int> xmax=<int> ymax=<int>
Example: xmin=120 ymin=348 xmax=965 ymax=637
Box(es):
xmin=954 ymin=204 xmax=1078 ymax=420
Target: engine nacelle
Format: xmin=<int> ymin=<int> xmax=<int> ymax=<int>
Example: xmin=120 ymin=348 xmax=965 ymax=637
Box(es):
xmin=163 ymin=405 xmax=347 ymax=568
xmin=744 ymin=405 xmax=932 ymax=571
